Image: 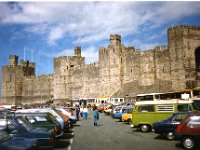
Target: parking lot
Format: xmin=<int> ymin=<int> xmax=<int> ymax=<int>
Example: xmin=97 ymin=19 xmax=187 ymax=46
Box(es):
xmin=70 ymin=110 xmax=183 ymax=150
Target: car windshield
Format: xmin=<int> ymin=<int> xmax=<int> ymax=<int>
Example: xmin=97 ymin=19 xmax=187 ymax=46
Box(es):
xmin=192 ymin=100 xmax=200 ymax=111
xmin=17 ymin=118 xmax=34 ymax=131
xmin=0 ymin=130 xmax=11 ymax=142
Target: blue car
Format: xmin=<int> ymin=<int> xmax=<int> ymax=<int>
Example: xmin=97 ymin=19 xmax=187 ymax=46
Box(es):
xmin=113 ymin=107 xmax=132 ymax=120
xmin=0 ymin=116 xmax=55 ymax=149
xmin=0 ymin=130 xmax=39 ymax=150
xmin=152 ymin=112 xmax=191 ymax=140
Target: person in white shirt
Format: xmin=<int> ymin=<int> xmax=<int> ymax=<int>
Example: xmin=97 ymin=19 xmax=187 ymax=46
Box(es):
xmin=83 ymin=106 xmax=88 ymax=119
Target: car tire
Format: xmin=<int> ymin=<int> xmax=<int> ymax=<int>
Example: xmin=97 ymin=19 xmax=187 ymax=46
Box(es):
xmin=140 ymin=124 xmax=150 ymax=132
xmin=182 ymin=137 xmax=195 ymax=149
xmin=127 ymin=119 xmax=132 ymax=124
xmin=166 ymin=132 xmax=175 ymax=140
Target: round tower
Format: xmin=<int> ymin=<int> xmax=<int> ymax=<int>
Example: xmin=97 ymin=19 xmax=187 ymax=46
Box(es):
xmin=74 ymin=46 xmax=81 ymax=57
xmin=9 ymin=55 xmax=18 ymax=66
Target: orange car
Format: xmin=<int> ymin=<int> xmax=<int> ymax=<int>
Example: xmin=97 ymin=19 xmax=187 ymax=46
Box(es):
xmin=121 ymin=113 xmax=132 ymax=123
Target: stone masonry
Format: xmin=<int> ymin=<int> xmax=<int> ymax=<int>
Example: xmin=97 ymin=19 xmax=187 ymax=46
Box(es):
xmin=1 ymin=25 xmax=200 ymax=104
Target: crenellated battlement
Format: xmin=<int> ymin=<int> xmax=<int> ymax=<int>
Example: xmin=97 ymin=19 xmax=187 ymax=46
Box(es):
xmin=29 ymin=62 xmax=35 ymax=68
xmin=168 ymin=25 xmax=200 ymax=32
xmin=74 ymin=46 xmax=81 ymax=57
xmin=9 ymin=55 xmax=18 ymax=66
xmin=110 ymin=34 xmax=121 ymax=45
xmin=154 ymin=45 xmax=168 ymax=51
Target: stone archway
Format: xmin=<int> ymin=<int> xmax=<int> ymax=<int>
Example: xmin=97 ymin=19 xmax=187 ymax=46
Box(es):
xmin=195 ymin=46 xmax=200 ymax=71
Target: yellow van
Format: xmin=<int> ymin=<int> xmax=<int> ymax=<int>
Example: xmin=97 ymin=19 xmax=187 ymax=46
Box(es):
xmin=131 ymin=100 xmax=196 ymax=132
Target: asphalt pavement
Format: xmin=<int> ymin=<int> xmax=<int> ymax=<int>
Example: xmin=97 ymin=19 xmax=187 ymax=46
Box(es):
xmin=71 ymin=110 xmax=183 ymax=150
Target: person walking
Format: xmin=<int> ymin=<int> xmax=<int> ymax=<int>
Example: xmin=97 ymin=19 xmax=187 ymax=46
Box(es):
xmin=93 ymin=105 xmax=99 ymax=126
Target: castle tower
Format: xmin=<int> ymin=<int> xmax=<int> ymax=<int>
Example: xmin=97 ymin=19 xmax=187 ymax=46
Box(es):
xmin=9 ymin=55 xmax=18 ymax=66
xmin=110 ymin=34 xmax=121 ymax=46
xmin=168 ymin=25 xmax=200 ymax=90
xmin=74 ymin=46 xmax=81 ymax=57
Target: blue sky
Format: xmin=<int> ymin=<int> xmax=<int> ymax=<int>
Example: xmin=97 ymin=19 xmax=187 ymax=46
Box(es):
xmin=0 ymin=1 xmax=200 ymax=95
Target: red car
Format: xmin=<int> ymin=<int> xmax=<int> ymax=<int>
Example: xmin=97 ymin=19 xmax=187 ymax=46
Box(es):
xmin=175 ymin=113 xmax=200 ymax=149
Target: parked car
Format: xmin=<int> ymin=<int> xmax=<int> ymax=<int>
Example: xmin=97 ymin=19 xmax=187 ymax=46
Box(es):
xmin=13 ymin=112 xmax=63 ymax=138
xmin=56 ymin=108 xmax=77 ymax=126
xmin=0 ymin=130 xmax=39 ymax=150
xmin=121 ymin=112 xmax=132 ymax=123
xmin=97 ymin=104 xmax=104 ymax=112
xmin=113 ymin=107 xmax=132 ymax=121
xmin=152 ymin=112 xmax=191 ymax=140
xmin=104 ymin=105 xmax=113 ymax=115
xmin=16 ymin=107 xmax=70 ymax=132
xmin=175 ymin=113 xmax=200 ymax=149
xmin=0 ymin=114 xmax=55 ymax=149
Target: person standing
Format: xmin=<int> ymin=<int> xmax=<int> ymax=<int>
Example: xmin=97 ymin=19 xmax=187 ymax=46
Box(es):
xmin=93 ymin=105 xmax=99 ymax=126
xmin=80 ymin=106 xmax=83 ymax=119
xmin=83 ymin=106 xmax=88 ymax=119
xmin=76 ymin=106 xmax=80 ymax=121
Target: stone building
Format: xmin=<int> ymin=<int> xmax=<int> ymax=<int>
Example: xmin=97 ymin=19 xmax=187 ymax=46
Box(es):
xmin=1 ymin=25 xmax=200 ymax=105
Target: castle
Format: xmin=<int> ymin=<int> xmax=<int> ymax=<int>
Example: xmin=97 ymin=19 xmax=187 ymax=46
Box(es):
xmin=1 ymin=25 xmax=200 ymax=105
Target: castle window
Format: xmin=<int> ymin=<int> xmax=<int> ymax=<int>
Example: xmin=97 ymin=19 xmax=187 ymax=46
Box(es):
xmin=70 ymin=65 xmax=74 ymax=67
xmin=195 ymin=47 xmax=200 ymax=71
xmin=67 ymin=66 xmax=68 ymax=70
xmin=131 ymin=69 xmax=133 ymax=73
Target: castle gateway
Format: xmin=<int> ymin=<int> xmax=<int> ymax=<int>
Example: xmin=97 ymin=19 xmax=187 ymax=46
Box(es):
xmin=1 ymin=25 xmax=200 ymax=105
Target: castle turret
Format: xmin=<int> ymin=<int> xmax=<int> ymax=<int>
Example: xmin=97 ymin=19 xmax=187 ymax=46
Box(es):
xmin=110 ymin=34 xmax=121 ymax=46
xmin=74 ymin=46 xmax=81 ymax=57
xmin=20 ymin=60 xmax=29 ymax=67
xmin=9 ymin=55 xmax=18 ymax=66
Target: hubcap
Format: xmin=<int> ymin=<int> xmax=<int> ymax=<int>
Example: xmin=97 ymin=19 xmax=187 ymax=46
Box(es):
xmin=141 ymin=125 xmax=149 ymax=132
xmin=166 ymin=132 xmax=174 ymax=140
xmin=183 ymin=138 xmax=194 ymax=149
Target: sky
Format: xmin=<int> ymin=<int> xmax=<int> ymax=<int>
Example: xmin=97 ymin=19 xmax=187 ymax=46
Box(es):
xmin=0 ymin=1 xmax=200 ymax=96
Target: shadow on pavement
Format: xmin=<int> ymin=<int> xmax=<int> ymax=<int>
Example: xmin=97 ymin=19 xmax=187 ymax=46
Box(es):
xmin=55 ymin=139 xmax=73 ymax=149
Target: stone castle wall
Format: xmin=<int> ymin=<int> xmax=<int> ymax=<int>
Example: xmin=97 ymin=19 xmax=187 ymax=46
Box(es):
xmin=1 ymin=25 xmax=200 ymax=104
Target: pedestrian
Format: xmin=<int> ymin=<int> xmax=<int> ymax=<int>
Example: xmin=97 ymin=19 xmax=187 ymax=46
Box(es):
xmin=93 ymin=105 xmax=99 ymax=126
xmin=80 ymin=106 xmax=83 ymax=119
xmin=83 ymin=106 xmax=88 ymax=119
xmin=76 ymin=106 xmax=80 ymax=121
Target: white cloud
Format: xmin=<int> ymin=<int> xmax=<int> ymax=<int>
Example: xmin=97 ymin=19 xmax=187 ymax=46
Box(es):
xmin=1 ymin=2 xmax=200 ymax=48
xmin=39 ymin=46 xmax=98 ymax=64
xmin=130 ymin=39 xmax=160 ymax=50
xmin=82 ymin=46 xmax=99 ymax=64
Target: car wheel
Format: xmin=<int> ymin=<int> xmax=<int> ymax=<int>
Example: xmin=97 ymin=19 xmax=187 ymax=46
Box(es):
xmin=166 ymin=132 xmax=175 ymax=140
xmin=182 ymin=137 xmax=195 ymax=149
xmin=140 ymin=124 xmax=150 ymax=132
xmin=127 ymin=119 xmax=132 ymax=124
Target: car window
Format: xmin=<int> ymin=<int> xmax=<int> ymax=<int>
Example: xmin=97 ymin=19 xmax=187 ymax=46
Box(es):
xmin=0 ymin=119 xmax=7 ymax=129
xmin=187 ymin=116 xmax=200 ymax=128
xmin=192 ymin=100 xmax=200 ymax=111
xmin=34 ymin=116 xmax=48 ymax=122
xmin=173 ymin=114 xmax=187 ymax=122
xmin=17 ymin=118 xmax=34 ymax=131
xmin=0 ymin=130 xmax=11 ymax=142
xmin=178 ymin=104 xmax=192 ymax=112
xmin=138 ymin=105 xmax=154 ymax=112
